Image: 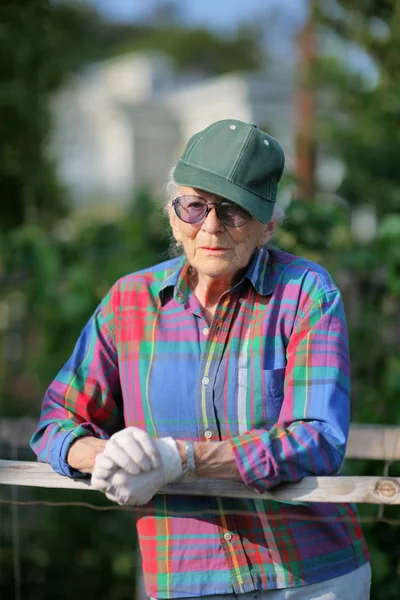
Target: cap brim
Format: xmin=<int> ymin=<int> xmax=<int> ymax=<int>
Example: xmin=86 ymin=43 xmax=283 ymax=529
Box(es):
xmin=173 ymin=161 xmax=275 ymax=224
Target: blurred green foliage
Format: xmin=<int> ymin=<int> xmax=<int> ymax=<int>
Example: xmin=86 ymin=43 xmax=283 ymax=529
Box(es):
xmin=0 ymin=1 xmax=106 ymax=231
xmin=0 ymin=190 xmax=170 ymax=412
xmin=115 ymin=25 xmax=263 ymax=75
xmin=316 ymin=0 xmax=400 ymax=216
xmin=0 ymin=0 xmax=400 ymax=599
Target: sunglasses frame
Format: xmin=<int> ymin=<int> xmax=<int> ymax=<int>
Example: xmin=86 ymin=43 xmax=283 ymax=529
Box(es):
xmin=172 ymin=195 xmax=251 ymax=228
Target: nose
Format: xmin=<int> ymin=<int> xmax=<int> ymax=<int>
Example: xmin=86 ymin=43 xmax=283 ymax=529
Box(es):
xmin=201 ymin=205 xmax=225 ymax=233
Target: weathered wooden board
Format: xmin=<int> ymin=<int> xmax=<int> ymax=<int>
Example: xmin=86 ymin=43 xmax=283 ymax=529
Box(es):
xmin=347 ymin=424 xmax=400 ymax=461
xmin=1 ymin=460 xmax=399 ymax=505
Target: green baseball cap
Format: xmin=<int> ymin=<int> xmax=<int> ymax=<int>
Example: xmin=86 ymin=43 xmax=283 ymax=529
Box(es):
xmin=173 ymin=119 xmax=285 ymax=224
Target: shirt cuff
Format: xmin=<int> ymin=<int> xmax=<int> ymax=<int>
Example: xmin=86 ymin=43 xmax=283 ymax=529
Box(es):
xmin=230 ymin=431 xmax=281 ymax=492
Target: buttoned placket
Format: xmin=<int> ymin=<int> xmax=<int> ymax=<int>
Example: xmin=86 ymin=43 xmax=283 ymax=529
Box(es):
xmin=193 ymin=289 xmax=255 ymax=594
xmin=195 ymin=290 xmax=232 ymax=442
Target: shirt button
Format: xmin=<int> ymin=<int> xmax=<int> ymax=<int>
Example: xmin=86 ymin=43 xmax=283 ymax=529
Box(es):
xmin=204 ymin=430 xmax=213 ymax=439
xmin=224 ymin=532 xmax=232 ymax=541
xmin=202 ymin=327 xmax=209 ymax=336
xmin=201 ymin=377 xmax=209 ymax=385
xmin=239 ymin=297 xmax=244 ymax=304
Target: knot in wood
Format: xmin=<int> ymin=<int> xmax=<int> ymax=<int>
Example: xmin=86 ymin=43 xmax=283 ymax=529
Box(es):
xmin=375 ymin=478 xmax=399 ymax=503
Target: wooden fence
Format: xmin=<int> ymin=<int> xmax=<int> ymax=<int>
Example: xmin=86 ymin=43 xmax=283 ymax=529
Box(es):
xmin=0 ymin=419 xmax=399 ymax=504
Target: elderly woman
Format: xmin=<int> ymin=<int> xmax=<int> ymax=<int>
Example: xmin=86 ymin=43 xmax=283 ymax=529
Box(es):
xmin=31 ymin=120 xmax=370 ymax=599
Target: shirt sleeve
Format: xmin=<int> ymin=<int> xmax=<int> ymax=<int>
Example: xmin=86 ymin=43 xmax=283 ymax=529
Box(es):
xmin=30 ymin=289 xmax=124 ymax=478
xmin=230 ymin=289 xmax=350 ymax=492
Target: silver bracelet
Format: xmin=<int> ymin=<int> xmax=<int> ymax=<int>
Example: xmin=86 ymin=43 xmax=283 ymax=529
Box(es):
xmin=185 ymin=440 xmax=196 ymax=478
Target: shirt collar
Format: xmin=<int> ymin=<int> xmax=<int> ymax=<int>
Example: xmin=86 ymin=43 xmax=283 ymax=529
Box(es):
xmin=244 ymin=245 xmax=274 ymax=296
xmin=159 ymin=246 xmax=273 ymax=305
xmin=159 ymin=255 xmax=189 ymax=305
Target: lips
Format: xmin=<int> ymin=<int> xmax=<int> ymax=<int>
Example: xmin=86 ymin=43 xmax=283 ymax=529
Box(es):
xmin=200 ymin=247 xmax=228 ymax=251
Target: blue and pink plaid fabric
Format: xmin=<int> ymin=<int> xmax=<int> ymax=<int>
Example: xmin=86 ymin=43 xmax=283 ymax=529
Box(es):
xmin=31 ymin=246 xmax=369 ymax=598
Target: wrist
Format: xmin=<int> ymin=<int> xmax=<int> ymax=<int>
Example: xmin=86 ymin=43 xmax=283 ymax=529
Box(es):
xmin=175 ymin=439 xmax=187 ymax=470
xmin=191 ymin=440 xmax=241 ymax=480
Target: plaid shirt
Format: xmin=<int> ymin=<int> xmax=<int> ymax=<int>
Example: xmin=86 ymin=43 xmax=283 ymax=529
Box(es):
xmin=31 ymin=247 xmax=369 ymax=598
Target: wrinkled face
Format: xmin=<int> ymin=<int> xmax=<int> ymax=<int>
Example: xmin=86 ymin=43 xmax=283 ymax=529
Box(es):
xmin=169 ymin=186 xmax=276 ymax=282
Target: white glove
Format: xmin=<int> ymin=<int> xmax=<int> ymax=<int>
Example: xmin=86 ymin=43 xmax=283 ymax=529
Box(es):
xmin=100 ymin=426 xmax=160 ymax=476
xmin=91 ymin=437 xmax=183 ymax=505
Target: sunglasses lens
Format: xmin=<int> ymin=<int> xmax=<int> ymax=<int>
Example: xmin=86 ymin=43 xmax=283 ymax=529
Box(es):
xmin=217 ymin=202 xmax=250 ymax=227
xmin=174 ymin=196 xmax=207 ymax=223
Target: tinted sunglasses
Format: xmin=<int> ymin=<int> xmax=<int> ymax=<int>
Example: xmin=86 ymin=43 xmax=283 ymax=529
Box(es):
xmin=172 ymin=195 xmax=251 ymax=228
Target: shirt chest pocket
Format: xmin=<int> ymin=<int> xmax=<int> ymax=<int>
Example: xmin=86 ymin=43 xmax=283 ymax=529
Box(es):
xmin=237 ymin=367 xmax=285 ymax=430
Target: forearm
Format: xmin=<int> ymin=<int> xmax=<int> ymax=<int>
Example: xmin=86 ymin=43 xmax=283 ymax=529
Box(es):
xmin=66 ymin=437 xmax=107 ymax=473
xmin=230 ymin=421 xmax=346 ymax=492
xmin=175 ymin=440 xmax=242 ymax=480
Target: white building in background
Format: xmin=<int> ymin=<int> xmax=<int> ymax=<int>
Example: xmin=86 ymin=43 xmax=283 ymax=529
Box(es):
xmin=51 ymin=53 xmax=180 ymax=212
xmin=50 ymin=52 xmax=317 ymax=215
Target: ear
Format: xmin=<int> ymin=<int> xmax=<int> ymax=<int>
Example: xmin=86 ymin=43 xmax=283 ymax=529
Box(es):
xmin=168 ymin=204 xmax=183 ymax=244
xmin=258 ymin=220 xmax=276 ymax=246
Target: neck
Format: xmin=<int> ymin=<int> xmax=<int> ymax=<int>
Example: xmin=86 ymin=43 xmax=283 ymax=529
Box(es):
xmin=189 ymin=268 xmax=243 ymax=313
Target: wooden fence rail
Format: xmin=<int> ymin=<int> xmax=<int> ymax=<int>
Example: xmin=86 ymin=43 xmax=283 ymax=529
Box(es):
xmin=0 ymin=460 xmax=399 ymax=505
xmin=1 ymin=420 xmax=400 ymax=505
xmin=346 ymin=423 xmax=400 ymax=461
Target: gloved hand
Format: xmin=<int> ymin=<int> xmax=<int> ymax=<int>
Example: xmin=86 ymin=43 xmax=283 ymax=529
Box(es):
xmin=91 ymin=437 xmax=183 ymax=505
xmin=99 ymin=426 xmax=160 ymax=476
